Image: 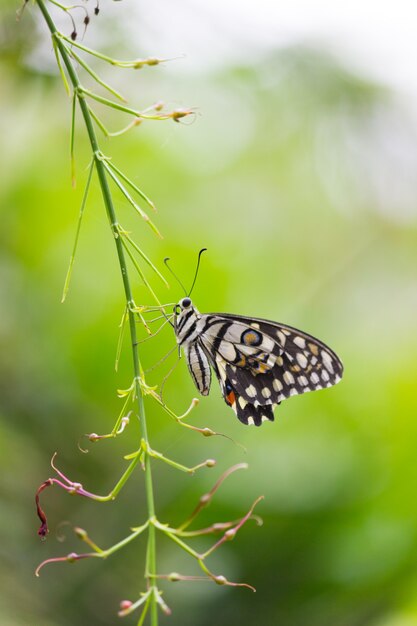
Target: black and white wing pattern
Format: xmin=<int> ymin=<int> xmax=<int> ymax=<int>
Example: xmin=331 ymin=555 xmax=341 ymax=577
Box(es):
xmin=174 ymin=298 xmax=343 ymax=427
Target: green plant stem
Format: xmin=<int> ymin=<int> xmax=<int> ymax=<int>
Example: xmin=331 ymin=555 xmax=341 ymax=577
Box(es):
xmin=35 ymin=2 xmax=158 ymax=623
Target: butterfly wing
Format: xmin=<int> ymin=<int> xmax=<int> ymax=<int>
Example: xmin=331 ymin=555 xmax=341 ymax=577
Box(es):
xmin=211 ymin=354 xmax=276 ymax=426
xmin=198 ymin=313 xmax=343 ymax=426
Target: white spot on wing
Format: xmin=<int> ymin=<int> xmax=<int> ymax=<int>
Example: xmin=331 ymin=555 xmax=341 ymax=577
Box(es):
xmin=277 ymin=330 xmax=286 ymax=345
xmin=246 ymin=384 xmax=256 ymax=398
xmin=294 ymin=336 xmax=306 ymax=349
xmin=261 ymin=387 xmax=271 ymax=398
xmin=247 ymin=416 xmax=255 ymax=426
xmin=266 ymin=354 xmax=276 ymax=369
xmin=321 ymin=369 xmax=330 ymax=382
xmin=238 ymin=397 xmax=247 ymax=409
xmin=260 ymin=336 xmax=275 ymax=352
xmin=296 ymin=353 xmax=308 ymax=368
xmin=298 ymin=376 xmax=309 ymax=387
xmin=283 ymin=371 xmax=295 ymax=385
xmin=273 ymin=378 xmax=283 ymax=392
xmin=321 ymin=350 xmax=334 ymax=373
xmin=311 ymin=372 xmax=320 ymax=384
xmin=220 ymin=342 xmax=237 ymax=361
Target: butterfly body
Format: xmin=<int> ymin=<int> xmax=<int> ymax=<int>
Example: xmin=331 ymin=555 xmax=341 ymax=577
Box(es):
xmin=174 ymin=297 xmax=343 ymax=427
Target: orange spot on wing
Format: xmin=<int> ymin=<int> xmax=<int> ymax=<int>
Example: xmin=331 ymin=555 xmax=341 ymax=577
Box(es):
xmin=226 ymin=390 xmax=236 ymax=406
xmin=308 ymin=342 xmax=319 ymax=356
xmin=244 ymin=332 xmax=257 ymax=345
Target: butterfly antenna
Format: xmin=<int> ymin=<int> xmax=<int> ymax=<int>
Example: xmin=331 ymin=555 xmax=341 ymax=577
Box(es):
xmin=164 ymin=257 xmax=187 ymax=295
xmin=188 ymin=248 xmax=207 ymax=297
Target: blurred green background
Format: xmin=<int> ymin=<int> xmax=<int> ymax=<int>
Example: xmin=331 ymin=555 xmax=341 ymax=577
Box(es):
xmin=2 ymin=2 xmax=417 ymax=625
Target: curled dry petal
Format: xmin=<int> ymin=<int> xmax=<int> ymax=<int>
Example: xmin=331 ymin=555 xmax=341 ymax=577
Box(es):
xmin=35 ymin=479 xmax=53 ymax=538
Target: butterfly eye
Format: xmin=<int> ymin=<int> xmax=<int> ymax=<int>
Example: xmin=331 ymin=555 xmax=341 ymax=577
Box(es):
xmin=181 ymin=297 xmax=192 ymax=308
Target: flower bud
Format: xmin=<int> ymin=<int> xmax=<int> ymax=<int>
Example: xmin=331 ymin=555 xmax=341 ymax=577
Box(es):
xmin=225 ymin=528 xmax=236 ymax=541
xmin=73 ymin=527 xmax=87 ymax=540
xmin=119 ymin=600 xmax=133 ymax=610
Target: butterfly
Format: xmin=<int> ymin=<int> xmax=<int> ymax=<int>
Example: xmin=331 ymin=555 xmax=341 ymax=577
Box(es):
xmin=174 ymin=297 xmax=343 ymax=426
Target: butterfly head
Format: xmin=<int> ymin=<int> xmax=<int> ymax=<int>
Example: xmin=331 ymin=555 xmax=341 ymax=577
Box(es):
xmin=173 ymin=297 xmax=200 ymax=345
xmin=174 ymin=296 xmax=194 ymax=315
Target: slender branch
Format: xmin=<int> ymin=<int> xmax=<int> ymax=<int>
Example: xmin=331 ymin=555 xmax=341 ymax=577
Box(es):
xmin=65 ymin=43 xmax=127 ymax=102
xmin=35 ymin=2 xmax=159 ymax=623
xmin=58 ymin=32 xmax=171 ymax=69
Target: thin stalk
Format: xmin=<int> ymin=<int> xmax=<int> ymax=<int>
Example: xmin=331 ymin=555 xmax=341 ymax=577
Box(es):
xmin=80 ymin=87 xmax=182 ymax=122
xmin=70 ymin=91 xmax=76 ymax=186
xmin=104 ymin=158 xmax=156 ymax=213
xmin=65 ymin=43 xmax=127 ymax=102
xmin=62 ymin=159 xmax=93 ymax=302
xmin=35 ymin=3 xmax=158 ymax=623
xmin=80 ymin=87 xmax=143 ymax=117
xmin=58 ymin=32 xmax=167 ymax=69
xmin=58 ymin=31 xmax=135 ymax=66
xmin=88 ymin=105 xmax=110 ymax=136
xmin=93 ymin=452 xmax=143 ymax=502
xmin=52 ymin=38 xmax=70 ymax=95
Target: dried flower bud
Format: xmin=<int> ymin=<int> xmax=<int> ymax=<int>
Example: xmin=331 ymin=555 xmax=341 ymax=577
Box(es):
xmin=171 ymin=109 xmax=189 ymax=122
xmin=36 ymin=478 xmax=53 ymax=538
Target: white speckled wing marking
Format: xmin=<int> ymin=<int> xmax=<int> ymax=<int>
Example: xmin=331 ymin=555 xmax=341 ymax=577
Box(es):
xmin=175 ymin=301 xmax=343 ymax=427
xmin=198 ymin=313 xmax=343 ymax=425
